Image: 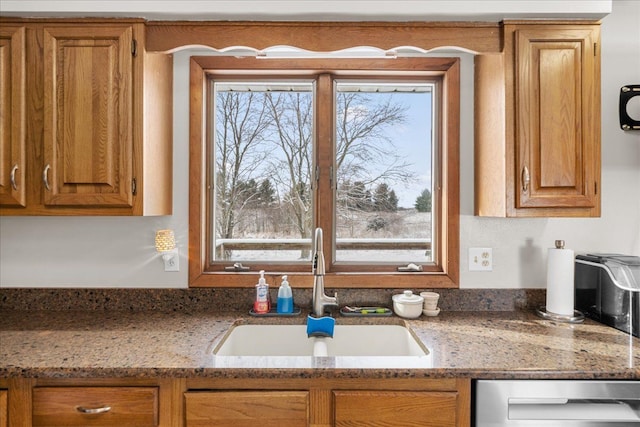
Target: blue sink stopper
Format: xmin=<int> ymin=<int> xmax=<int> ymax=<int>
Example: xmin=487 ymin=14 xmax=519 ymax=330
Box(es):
xmin=306 ymin=315 xmax=335 ymax=338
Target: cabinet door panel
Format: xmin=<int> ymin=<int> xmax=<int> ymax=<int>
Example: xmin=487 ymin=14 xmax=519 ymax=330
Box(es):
xmin=538 ymin=45 xmax=579 ymax=188
xmin=334 ymin=390 xmax=458 ymax=427
xmin=43 ymin=26 xmax=133 ymax=207
xmin=516 ymin=28 xmax=599 ymax=210
xmin=0 ymin=26 xmax=26 ymax=207
xmin=185 ymin=391 xmax=309 ymax=427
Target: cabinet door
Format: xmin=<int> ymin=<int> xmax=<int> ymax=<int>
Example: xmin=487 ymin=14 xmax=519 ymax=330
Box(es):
xmin=0 ymin=390 xmax=6 ymax=427
xmin=43 ymin=25 xmax=133 ymax=207
xmin=185 ymin=391 xmax=309 ymax=427
xmin=515 ymin=27 xmax=600 ymax=213
xmin=32 ymin=386 xmax=158 ymax=426
xmin=334 ymin=390 xmax=459 ymax=427
xmin=0 ymin=25 xmax=26 ymax=207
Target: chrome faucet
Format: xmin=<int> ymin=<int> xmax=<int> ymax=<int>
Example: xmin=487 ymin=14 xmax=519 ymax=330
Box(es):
xmin=312 ymin=227 xmax=338 ymax=317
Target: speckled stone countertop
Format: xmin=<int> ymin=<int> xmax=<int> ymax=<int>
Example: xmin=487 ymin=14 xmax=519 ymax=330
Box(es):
xmin=1 ymin=309 xmax=638 ymax=380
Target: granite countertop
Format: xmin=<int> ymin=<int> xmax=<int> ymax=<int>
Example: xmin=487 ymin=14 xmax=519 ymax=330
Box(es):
xmin=1 ymin=309 xmax=638 ymax=380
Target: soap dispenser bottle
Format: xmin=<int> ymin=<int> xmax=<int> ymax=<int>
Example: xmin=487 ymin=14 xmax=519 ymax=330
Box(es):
xmin=253 ymin=270 xmax=271 ymax=314
xmin=277 ymin=275 xmax=294 ymax=314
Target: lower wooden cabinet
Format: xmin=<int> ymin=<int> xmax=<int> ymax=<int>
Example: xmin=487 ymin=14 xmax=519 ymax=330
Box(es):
xmin=334 ymin=390 xmax=460 ymax=427
xmin=32 ymin=387 xmax=159 ymax=427
xmin=0 ymin=377 xmax=470 ymax=427
xmin=184 ymin=378 xmax=470 ymax=427
xmin=0 ymin=390 xmax=7 ymax=427
xmin=185 ymin=391 xmax=309 ymax=427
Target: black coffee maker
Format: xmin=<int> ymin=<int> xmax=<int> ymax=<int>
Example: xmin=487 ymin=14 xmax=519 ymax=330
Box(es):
xmin=575 ymin=254 xmax=640 ymax=338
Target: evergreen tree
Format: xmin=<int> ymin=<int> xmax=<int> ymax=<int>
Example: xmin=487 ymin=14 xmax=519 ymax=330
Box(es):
xmin=373 ymin=183 xmax=397 ymax=212
xmin=257 ymin=179 xmax=276 ymax=206
xmin=388 ymin=189 xmax=399 ymax=212
xmin=415 ymin=188 xmax=432 ymax=212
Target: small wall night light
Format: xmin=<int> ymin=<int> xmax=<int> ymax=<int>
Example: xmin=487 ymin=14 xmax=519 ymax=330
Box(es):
xmin=155 ymin=229 xmax=179 ymax=272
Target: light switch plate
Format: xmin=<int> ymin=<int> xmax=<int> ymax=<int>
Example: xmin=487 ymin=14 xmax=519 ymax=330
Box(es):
xmin=469 ymin=247 xmax=492 ymax=271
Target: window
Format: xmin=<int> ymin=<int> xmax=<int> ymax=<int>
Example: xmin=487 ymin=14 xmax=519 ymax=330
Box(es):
xmin=190 ymin=57 xmax=459 ymax=288
xmin=212 ymin=80 xmax=314 ymax=264
xmin=333 ymin=81 xmax=434 ymax=265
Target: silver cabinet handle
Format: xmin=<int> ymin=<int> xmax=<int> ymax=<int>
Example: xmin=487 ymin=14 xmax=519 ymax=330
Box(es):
xmin=76 ymin=405 xmax=112 ymax=414
xmin=43 ymin=164 xmax=51 ymax=191
xmin=521 ymin=166 xmax=530 ymax=192
xmin=10 ymin=164 xmax=18 ymax=190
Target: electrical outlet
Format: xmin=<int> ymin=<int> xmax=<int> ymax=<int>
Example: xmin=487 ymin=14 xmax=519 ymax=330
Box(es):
xmin=469 ymin=247 xmax=492 ymax=271
xmin=162 ymin=248 xmax=180 ymax=272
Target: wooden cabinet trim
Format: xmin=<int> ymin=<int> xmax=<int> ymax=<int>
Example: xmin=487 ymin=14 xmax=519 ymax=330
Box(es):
xmin=145 ymin=21 xmax=503 ymax=54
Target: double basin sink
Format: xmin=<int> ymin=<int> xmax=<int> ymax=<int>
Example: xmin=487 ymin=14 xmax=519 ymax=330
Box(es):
xmin=213 ymin=323 xmax=429 ymax=358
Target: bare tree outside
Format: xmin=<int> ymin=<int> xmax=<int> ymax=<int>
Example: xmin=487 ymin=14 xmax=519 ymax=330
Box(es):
xmin=212 ymin=80 xmax=433 ymax=263
xmin=264 ymin=91 xmax=314 ymax=251
xmin=213 ymin=91 xmax=272 ymax=252
xmin=334 ymin=90 xmax=415 ymax=241
xmin=335 ymin=91 xmax=413 ymax=189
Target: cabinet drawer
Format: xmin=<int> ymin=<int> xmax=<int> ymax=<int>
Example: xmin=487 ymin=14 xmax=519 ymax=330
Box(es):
xmin=33 ymin=387 xmax=158 ymax=427
xmin=185 ymin=391 xmax=309 ymax=427
xmin=334 ymin=390 xmax=459 ymax=427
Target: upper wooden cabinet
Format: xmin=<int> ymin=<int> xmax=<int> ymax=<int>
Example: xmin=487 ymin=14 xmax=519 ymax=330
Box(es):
xmin=43 ymin=26 xmax=135 ymax=208
xmin=0 ymin=20 xmax=173 ymax=216
xmin=475 ymin=22 xmax=601 ymax=217
xmin=0 ymin=25 xmax=26 ymax=207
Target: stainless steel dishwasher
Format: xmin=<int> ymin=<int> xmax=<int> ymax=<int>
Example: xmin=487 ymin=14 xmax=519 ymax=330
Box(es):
xmin=475 ymin=380 xmax=640 ymax=426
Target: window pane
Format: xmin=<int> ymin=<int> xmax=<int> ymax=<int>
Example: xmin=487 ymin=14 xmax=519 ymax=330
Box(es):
xmin=334 ymin=82 xmax=434 ymax=264
xmin=212 ymin=81 xmax=314 ymax=262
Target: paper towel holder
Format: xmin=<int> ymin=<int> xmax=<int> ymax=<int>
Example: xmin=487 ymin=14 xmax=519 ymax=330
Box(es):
xmin=536 ymin=240 xmax=585 ymax=323
xmin=536 ymin=307 xmax=584 ymax=323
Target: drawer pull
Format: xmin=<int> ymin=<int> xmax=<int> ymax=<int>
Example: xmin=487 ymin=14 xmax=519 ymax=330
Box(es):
xmin=43 ymin=164 xmax=51 ymax=191
xmin=10 ymin=164 xmax=18 ymax=190
xmin=521 ymin=166 xmax=530 ymax=192
xmin=76 ymin=405 xmax=112 ymax=414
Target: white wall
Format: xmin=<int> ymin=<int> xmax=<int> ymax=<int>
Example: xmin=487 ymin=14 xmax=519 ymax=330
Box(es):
xmin=0 ymin=0 xmax=611 ymax=21
xmin=1 ymin=0 xmax=638 ymax=288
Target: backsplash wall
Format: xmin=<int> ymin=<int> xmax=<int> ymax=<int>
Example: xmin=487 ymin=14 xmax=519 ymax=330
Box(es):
xmin=0 ymin=1 xmax=638 ymax=289
xmin=0 ymin=288 xmax=545 ymax=312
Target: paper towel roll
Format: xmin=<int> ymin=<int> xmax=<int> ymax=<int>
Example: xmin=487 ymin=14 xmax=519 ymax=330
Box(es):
xmin=546 ymin=240 xmax=575 ymax=316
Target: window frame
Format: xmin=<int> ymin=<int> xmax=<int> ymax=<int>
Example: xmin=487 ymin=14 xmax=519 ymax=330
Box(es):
xmin=189 ymin=56 xmax=459 ymax=288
